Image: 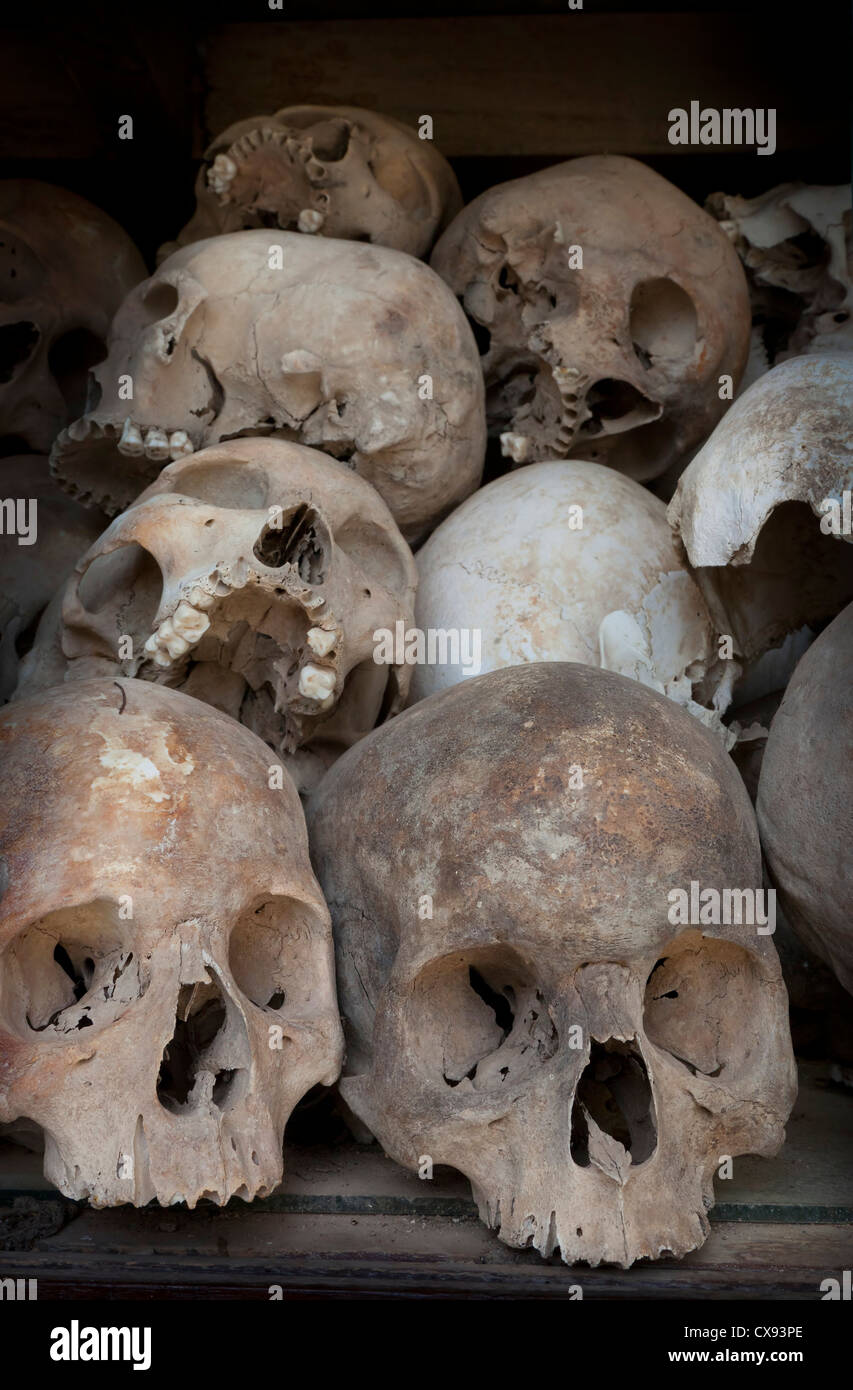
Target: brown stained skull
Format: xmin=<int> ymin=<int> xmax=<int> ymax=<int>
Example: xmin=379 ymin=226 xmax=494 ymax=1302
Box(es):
xmin=24 ymin=439 xmax=417 ymax=792
xmin=51 ymin=230 xmax=486 ymax=542
xmin=0 ymin=181 xmax=146 ymax=456
xmin=308 ymin=663 xmax=796 ymax=1267
xmin=0 ymin=679 xmax=343 ymax=1207
xmin=162 ymin=105 xmax=462 ymax=261
xmin=431 ymin=156 xmax=751 ymax=482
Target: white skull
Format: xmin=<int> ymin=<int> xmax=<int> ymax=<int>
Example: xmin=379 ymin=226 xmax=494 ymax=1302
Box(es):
xmin=430 ymin=155 xmax=751 ymax=482
xmin=0 ymin=456 xmax=104 ymax=702
xmin=0 ymin=181 xmax=145 ymax=455
xmin=410 ymin=459 xmax=736 ymax=741
xmin=308 ymin=662 xmax=796 ymax=1267
xmin=757 ymin=602 xmax=853 ymax=997
xmin=27 ymin=439 xmax=417 ymax=792
xmin=668 ymin=355 xmax=853 ymax=666
xmin=0 ymin=677 xmax=343 ymax=1206
xmin=52 ymin=230 xmax=486 ymax=541
xmin=163 ymin=105 xmax=462 ymax=260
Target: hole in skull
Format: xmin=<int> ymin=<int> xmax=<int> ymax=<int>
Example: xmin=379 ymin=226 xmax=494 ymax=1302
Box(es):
xmin=0 ymin=321 xmax=39 ymax=383
xmin=310 ymin=118 xmax=352 ymax=163
xmin=230 ymin=896 xmax=326 ymax=1013
xmin=468 ymin=966 xmax=514 ymax=1039
xmin=578 ymin=378 xmax=661 ymax=436
xmin=48 ymin=328 xmax=107 ymax=418
xmin=470 ymin=319 xmax=492 ymax=358
xmin=156 ymin=982 xmax=236 ymax=1113
xmin=629 ymin=277 xmax=698 ymax=368
xmin=254 ymin=503 xmax=326 ymax=583
xmin=498 ymin=264 xmax=520 ymax=294
xmin=570 ymin=1039 xmax=656 ymax=1169
xmin=142 ymin=281 xmax=180 ymax=323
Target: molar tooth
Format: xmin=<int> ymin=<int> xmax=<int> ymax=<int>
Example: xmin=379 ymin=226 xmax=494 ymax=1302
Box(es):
xmin=158 ymin=617 xmax=175 ymax=642
xmin=188 ymin=585 xmax=215 ymax=609
xmin=297 ymin=208 xmax=325 ymax=234
xmin=164 ymin=633 xmax=190 ymax=658
xmin=169 ymin=430 xmax=194 ymax=461
xmin=173 ymin=600 xmax=211 ymax=641
xmin=298 ymin=663 xmax=336 ymax=700
xmin=144 ymin=633 xmax=162 ymax=655
xmin=144 ymin=428 xmax=171 ymax=461
xmin=150 ymin=649 xmax=173 ymax=669
xmin=208 ymin=153 xmax=237 ymax=195
xmin=500 ymin=431 xmax=532 ymax=464
xmin=118 ymin=418 xmax=145 ymax=457
xmin=307 ymin=626 xmax=337 ymax=657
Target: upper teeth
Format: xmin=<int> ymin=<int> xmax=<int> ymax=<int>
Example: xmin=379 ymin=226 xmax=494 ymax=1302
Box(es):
xmin=144 ymin=593 xmax=214 ymax=666
xmin=306 ymin=626 xmax=337 ymax=657
xmin=298 ymin=208 xmax=325 ymax=234
xmin=298 ymin=664 xmax=336 ymax=700
xmin=208 ymin=153 xmax=237 ymax=195
xmin=116 ymin=420 xmax=196 ymax=463
xmin=500 ymin=432 xmax=532 ymax=463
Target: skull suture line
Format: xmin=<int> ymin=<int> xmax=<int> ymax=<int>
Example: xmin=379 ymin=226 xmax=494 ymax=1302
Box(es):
xmin=52 ymin=230 xmax=486 ymax=541
xmin=431 ymin=155 xmax=751 ymax=482
xmin=26 ymin=439 xmax=417 ymax=792
xmin=0 ymin=678 xmax=343 ymax=1207
xmin=308 ymin=662 xmax=796 ymax=1268
xmin=0 ymin=181 xmax=146 ymax=456
xmin=163 ymin=105 xmax=462 ymax=261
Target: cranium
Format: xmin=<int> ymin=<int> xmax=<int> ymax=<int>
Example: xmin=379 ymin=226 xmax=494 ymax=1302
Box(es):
xmin=51 ymin=230 xmax=486 ymax=541
xmin=163 ymin=105 xmax=462 ymax=260
xmin=410 ymin=458 xmax=736 ymax=741
xmin=430 ymin=155 xmax=750 ymax=482
xmin=308 ymin=662 xmax=796 ymax=1267
xmin=0 ymin=455 xmax=104 ymax=702
xmin=757 ymin=602 xmax=853 ymax=997
xmin=25 ymin=438 xmax=417 ymax=792
xmin=0 ymin=677 xmax=343 ymax=1206
xmin=0 ymin=180 xmax=145 ymax=455
xmin=668 ymin=355 xmax=853 ymax=666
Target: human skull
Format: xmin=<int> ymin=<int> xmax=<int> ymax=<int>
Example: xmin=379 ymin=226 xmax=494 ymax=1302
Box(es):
xmin=757 ymin=602 xmax=853 ymax=996
xmin=0 ymin=677 xmax=343 ymax=1206
xmin=0 ymin=181 xmax=146 ymax=455
xmin=0 ymin=455 xmax=105 ymax=702
xmin=668 ymin=355 xmax=853 ymax=666
xmin=308 ymin=662 xmax=796 ymax=1267
xmin=410 ymin=459 xmax=735 ymax=741
xmin=26 ymin=438 xmax=417 ymax=791
xmin=707 ymin=182 xmax=853 ymax=377
xmin=163 ymin=105 xmax=462 ymax=261
xmin=51 ymin=230 xmax=486 ymax=541
xmin=430 ymin=155 xmax=751 ymax=483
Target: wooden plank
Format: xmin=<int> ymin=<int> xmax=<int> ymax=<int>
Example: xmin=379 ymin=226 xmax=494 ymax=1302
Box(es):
xmin=204 ymin=14 xmax=850 ymax=158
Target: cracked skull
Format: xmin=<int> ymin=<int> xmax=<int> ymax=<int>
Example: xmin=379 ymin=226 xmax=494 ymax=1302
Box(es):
xmin=30 ymin=438 xmax=417 ymax=791
xmin=163 ymin=104 xmax=462 ymax=260
xmin=51 ymin=229 xmax=486 ymax=541
xmin=431 ymin=155 xmax=750 ymax=482
xmin=0 ymin=678 xmax=343 ymax=1206
xmin=410 ymin=458 xmax=736 ymax=743
xmin=308 ymin=662 xmax=795 ymax=1267
xmin=0 ymin=180 xmax=146 ymax=455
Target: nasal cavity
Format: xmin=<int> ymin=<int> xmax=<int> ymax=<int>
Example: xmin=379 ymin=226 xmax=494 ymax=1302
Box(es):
xmin=570 ymin=1039 xmax=656 ymax=1169
xmin=578 ymin=379 xmax=661 ymax=436
xmin=156 ymin=982 xmax=237 ymax=1114
xmin=253 ymin=502 xmax=326 ymax=583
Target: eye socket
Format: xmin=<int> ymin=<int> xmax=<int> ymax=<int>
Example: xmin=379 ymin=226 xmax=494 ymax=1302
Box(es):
xmin=229 ymin=896 xmax=326 ymax=1012
xmin=409 ymin=950 xmax=558 ymax=1093
xmin=76 ymin=542 xmax=164 ymax=640
xmin=48 ymin=328 xmax=107 ymax=417
xmin=141 ymin=281 xmax=180 ymax=324
xmin=629 ymin=277 xmax=698 ymax=369
xmin=643 ymin=932 xmax=764 ymax=1079
xmin=0 ymin=320 xmax=40 ymax=383
xmin=0 ymin=901 xmax=141 ymax=1037
xmin=253 ymin=503 xmax=327 ymax=584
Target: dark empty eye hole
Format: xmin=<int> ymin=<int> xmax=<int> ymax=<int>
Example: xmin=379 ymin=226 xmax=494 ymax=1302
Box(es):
xmin=48 ymin=328 xmax=107 ymax=417
xmin=254 ymin=503 xmax=326 ymax=583
xmin=309 ymin=118 xmax=352 ymax=163
xmin=629 ymin=277 xmax=697 ymax=368
xmin=229 ymin=897 xmax=321 ymax=1013
xmin=0 ymin=320 xmax=40 ymax=383
xmin=142 ymin=281 xmax=179 ymax=323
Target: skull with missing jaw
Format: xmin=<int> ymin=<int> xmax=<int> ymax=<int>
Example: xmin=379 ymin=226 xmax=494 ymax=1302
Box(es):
xmin=23 ymin=439 xmax=417 ymax=792
xmin=0 ymin=180 xmax=145 ymax=456
xmin=308 ymin=662 xmax=796 ymax=1268
xmin=0 ymin=678 xmax=343 ymax=1207
xmin=51 ymin=230 xmax=486 ymax=542
xmin=430 ymin=155 xmax=751 ymax=482
xmin=162 ymin=105 xmax=462 ymax=261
